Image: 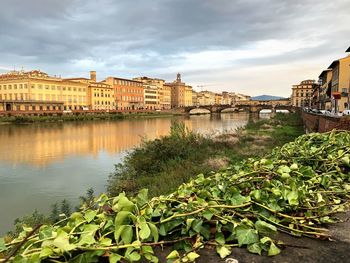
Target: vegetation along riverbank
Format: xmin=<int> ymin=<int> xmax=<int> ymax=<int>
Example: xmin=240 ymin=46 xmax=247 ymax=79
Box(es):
xmin=2 ymin=113 xmax=304 ymax=238
xmin=0 ymin=111 xmax=178 ymax=124
xmin=1 ymin=130 xmax=350 ymax=262
xmin=107 ymin=112 xmax=304 ymax=197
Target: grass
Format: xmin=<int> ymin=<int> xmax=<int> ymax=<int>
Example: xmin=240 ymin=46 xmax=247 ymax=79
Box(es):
xmin=107 ymin=112 xmax=305 ymax=197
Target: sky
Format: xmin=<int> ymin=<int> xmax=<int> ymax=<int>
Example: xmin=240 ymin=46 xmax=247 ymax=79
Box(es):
xmin=0 ymin=0 xmax=349 ymax=97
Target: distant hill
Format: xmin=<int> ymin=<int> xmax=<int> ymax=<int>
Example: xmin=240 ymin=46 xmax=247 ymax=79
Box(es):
xmin=251 ymin=95 xmax=287 ymax=101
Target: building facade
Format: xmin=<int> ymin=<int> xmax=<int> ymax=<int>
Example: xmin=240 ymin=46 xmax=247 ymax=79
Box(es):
xmin=184 ymin=85 xmax=193 ymax=107
xmin=133 ymin=77 xmax=165 ymax=110
xmin=161 ymin=84 xmax=172 ymax=110
xmin=317 ymin=69 xmax=332 ymax=110
xmin=327 ymin=49 xmax=350 ymax=112
xmin=66 ymin=71 xmax=115 ymax=111
xmin=215 ymin=93 xmax=223 ymax=105
xmin=105 ymin=77 xmax=144 ymax=110
xmin=291 ymin=80 xmax=318 ymax=107
xmin=0 ymin=70 xmax=88 ymax=112
xmin=167 ymin=73 xmax=188 ymax=108
xmin=197 ymin=90 xmax=216 ymax=105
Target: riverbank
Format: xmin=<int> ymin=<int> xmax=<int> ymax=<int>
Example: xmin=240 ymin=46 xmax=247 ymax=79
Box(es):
xmin=0 ymin=111 xmax=179 ymax=124
xmin=107 ymin=112 xmax=304 ymax=197
xmin=2 ymin=130 xmax=350 ymax=262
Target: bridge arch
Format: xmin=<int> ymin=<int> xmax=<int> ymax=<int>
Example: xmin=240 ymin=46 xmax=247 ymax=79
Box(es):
xmin=189 ymin=108 xmax=211 ymax=114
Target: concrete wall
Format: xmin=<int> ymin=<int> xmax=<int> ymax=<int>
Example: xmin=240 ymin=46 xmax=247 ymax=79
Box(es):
xmin=302 ymin=111 xmax=350 ymax=132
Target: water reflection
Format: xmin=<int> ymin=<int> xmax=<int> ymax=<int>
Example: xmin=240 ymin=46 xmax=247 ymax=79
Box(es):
xmin=0 ymin=113 xmax=249 ymax=233
xmin=0 ymin=113 xmax=249 ymax=167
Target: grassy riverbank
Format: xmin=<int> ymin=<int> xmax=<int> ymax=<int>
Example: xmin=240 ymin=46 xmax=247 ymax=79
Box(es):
xmin=3 ymin=113 xmax=303 ymax=238
xmin=0 ymin=111 xmax=177 ymax=124
xmin=3 ymin=130 xmax=350 ymax=262
xmin=107 ymin=112 xmax=304 ymax=197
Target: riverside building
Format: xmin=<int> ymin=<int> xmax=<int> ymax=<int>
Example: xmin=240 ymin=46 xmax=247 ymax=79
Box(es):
xmin=133 ymin=77 xmax=164 ymax=110
xmin=291 ymin=80 xmax=317 ymax=108
xmin=0 ymin=70 xmax=88 ymax=112
xmin=167 ymin=73 xmax=193 ymax=108
xmin=326 ymin=48 xmax=350 ymax=112
xmin=105 ymin=77 xmax=144 ymax=110
xmin=65 ymin=71 xmax=116 ymax=111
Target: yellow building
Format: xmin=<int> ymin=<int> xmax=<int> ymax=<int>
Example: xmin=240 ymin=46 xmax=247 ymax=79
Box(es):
xmin=327 ymin=48 xmax=350 ymax=112
xmin=0 ymin=70 xmax=88 ymax=112
xmin=133 ymin=77 xmax=165 ymax=110
xmin=66 ymin=71 xmax=115 ymax=111
xmin=161 ymin=84 xmax=172 ymax=110
xmin=215 ymin=93 xmax=223 ymax=105
xmin=197 ymin=90 xmax=216 ymax=105
xmin=291 ymin=80 xmax=317 ymax=107
xmin=184 ymin=85 xmax=193 ymax=106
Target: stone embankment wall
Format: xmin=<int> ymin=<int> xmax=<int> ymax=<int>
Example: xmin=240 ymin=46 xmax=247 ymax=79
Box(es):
xmin=302 ymin=112 xmax=350 ymax=132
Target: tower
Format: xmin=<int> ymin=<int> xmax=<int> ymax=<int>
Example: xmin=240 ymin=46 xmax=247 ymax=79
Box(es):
xmin=176 ymin=73 xmax=181 ymax=83
xmin=90 ymin=71 xmax=97 ymax=82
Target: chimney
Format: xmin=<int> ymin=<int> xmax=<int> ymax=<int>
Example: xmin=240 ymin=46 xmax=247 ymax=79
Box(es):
xmin=90 ymin=71 xmax=96 ymax=82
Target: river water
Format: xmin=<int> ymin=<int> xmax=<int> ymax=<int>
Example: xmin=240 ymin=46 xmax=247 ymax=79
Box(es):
xmin=0 ymin=113 xmax=250 ymax=234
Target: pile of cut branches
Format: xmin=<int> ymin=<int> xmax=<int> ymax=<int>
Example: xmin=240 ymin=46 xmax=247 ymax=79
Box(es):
xmin=1 ymin=131 xmax=350 ymax=262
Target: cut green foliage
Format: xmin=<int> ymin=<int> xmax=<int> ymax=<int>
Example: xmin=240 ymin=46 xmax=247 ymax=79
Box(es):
xmin=2 ymin=131 xmax=350 ymax=262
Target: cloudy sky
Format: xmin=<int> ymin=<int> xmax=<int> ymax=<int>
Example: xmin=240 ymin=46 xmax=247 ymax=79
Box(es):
xmin=0 ymin=0 xmax=349 ymax=96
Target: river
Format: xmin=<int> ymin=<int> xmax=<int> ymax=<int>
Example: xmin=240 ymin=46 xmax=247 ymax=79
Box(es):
xmin=0 ymin=113 xmax=251 ymax=234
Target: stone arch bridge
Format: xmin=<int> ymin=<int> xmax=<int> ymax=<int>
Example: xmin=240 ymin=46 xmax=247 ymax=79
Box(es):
xmin=181 ymin=100 xmax=295 ymax=114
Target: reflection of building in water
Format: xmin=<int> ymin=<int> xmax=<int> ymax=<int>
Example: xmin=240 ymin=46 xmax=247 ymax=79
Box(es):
xmin=0 ymin=114 xmax=250 ymax=167
xmin=0 ymin=120 xmax=172 ymax=167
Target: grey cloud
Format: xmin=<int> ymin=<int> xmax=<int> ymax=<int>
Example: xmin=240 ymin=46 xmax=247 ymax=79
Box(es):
xmin=0 ymin=0 xmax=349 ymax=95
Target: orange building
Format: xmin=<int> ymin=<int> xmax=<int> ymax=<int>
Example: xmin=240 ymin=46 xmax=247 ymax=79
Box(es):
xmin=105 ymin=77 xmax=144 ymax=110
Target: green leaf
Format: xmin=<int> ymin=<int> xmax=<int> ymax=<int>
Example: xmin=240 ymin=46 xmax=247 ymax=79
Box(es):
xmin=235 ymin=225 xmax=259 ymax=246
xmin=216 ymin=246 xmax=231 ymax=259
xmin=187 ymin=252 xmax=200 ymax=261
xmin=109 ymin=253 xmax=123 ymax=263
xmin=191 ymin=219 xmax=203 ymax=233
xmin=38 ymin=225 xmax=54 ymax=240
xmin=139 ymin=222 xmax=151 ymax=240
xmin=166 ymin=250 xmax=180 ymax=259
xmin=115 ymin=211 xmax=132 ymax=226
xmin=78 ymin=233 xmax=96 ymax=246
xmin=202 ymin=209 xmax=213 ymax=220
xmin=268 ymin=242 xmax=281 ymax=256
xmin=247 ymin=242 xmax=262 ymax=255
xmin=84 ymin=210 xmax=97 ymax=223
xmin=39 ymin=247 xmax=53 ymax=258
xmin=113 ymin=194 xmax=135 ymax=212
xmin=121 ymin=225 xmax=133 ymax=244
xmin=215 ymin=232 xmax=225 ymax=245
xmin=255 ymin=220 xmax=277 ymax=235
xmin=128 ymin=251 xmax=141 ymax=261
xmin=100 ymin=237 xmax=112 ymax=246
xmin=114 ymin=225 xmax=127 ymax=244
xmin=142 ymin=245 xmax=154 ymax=254
xmin=135 ymin=189 xmax=149 ymax=206
xmin=52 ymin=230 xmax=76 ymax=251
xmin=287 ymin=189 xmax=299 ymax=206
xmin=148 ymin=222 xmax=159 ymax=242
